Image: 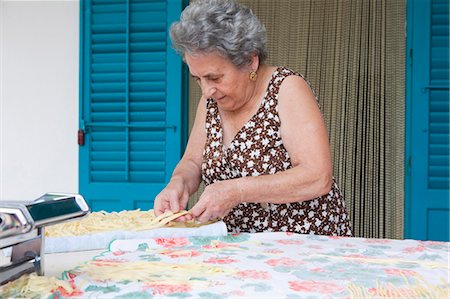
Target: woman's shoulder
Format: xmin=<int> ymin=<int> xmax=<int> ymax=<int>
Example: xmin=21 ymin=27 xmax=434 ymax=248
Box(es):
xmin=274 ymin=66 xmax=318 ymax=103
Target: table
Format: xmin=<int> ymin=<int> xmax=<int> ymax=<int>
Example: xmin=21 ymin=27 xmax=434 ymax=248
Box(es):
xmin=50 ymin=232 xmax=449 ymax=298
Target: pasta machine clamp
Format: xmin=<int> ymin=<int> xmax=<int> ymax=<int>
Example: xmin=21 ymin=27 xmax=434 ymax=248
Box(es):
xmin=0 ymin=193 xmax=90 ymax=285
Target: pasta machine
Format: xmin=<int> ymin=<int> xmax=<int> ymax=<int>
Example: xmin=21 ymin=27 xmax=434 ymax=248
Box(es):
xmin=0 ymin=193 xmax=90 ymax=285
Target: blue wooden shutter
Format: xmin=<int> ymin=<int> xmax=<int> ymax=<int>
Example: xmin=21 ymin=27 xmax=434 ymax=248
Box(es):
xmin=406 ymin=0 xmax=449 ymax=241
xmin=79 ymin=0 xmax=183 ymax=211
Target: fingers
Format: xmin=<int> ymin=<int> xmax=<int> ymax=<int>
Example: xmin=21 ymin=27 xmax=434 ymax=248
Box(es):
xmin=179 ymin=189 xmax=190 ymax=211
xmin=153 ymin=197 xmax=167 ymax=216
xmin=169 ymin=194 xmax=181 ymax=213
xmin=154 ymin=189 xmax=182 ymax=216
xmin=174 ymin=213 xmax=193 ymax=222
xmin=189 ymin=201 xmax=213 ymax=223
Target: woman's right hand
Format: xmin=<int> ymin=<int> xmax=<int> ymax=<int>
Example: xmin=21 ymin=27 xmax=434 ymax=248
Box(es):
xmin=153 ymin=178 xmax=192 ymax=221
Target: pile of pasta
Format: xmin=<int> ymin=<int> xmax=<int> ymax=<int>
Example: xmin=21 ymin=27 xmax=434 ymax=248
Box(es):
xmin=0 ymin=273 xmax=76 ymax=298
xmin=45 ymin=210 xmax=207 ymax=237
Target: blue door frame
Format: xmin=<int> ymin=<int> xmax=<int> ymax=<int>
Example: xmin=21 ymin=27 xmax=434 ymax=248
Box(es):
xmin=405 ymin=0 xmax=449 ymax=241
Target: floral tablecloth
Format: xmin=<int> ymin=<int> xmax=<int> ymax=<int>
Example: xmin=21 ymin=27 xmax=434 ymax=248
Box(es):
xmin=57 ymin=232 xmax=448 ymax=298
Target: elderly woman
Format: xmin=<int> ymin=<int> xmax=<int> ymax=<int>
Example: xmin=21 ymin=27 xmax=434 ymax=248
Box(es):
xmin=154 ymin=0 xmax=352 ymax=236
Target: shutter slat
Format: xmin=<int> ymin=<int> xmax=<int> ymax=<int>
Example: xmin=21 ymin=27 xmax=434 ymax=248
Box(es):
xmin=131 ymin=12 xmax=166 ymax=23
xmin=430 ymin=155 xmax=450 ymax=166
xmin=92 ymin=24 xmax=126 ymax=34
xmin=92 ymin=82 xmax=126 ymax=93
xmin=91 ymin=161 xmax=126 ymax=171
xmin=92 ymin=151 xmax=125 ymax=161
xmin=130 ymin=130 xmax=165 ymax=141
xmin=92 ymin=63 xmax=126 ymax=73
xmin=131 ymin=2 xmax=166 ymax=11
xmin=430 ymin=133 xmax=449 ymax=144
xmin=91 ymin=172 xmax=125 ymax=182
xmin=429 ymin=177 xmax=449 ymax=189
xmin=130 ymin=161 xmax=165 ymax=171
xmin=130 ymin=32 xmax=165 ymax=42
xmin=129 ymin=102 xmax=165 ymax=111
xmin=91 ymin=112 xmax=126 ymax=122
xmin=92 ymin=13 xmax=127 ymax=24
xmin=92 ymin=73 xmax=126 ymax=83
xmin=130 ymin=112 xmax=166 ymax=122
xmin=92 ymin=3 xmax=126 ymax=14
xmin=130 ymin=23 xmax=166 ymax=32
xmin=130 ymin=141 xmax=165 ymax=151
xmin=92 ymin=33 xmax=126 ymax=44
xmin=130 ymin=72 xmax=165 ymax=82
xmin=130 ymin=82 xmax=165 ymax=92
xmin=91 ymin=93 xmax=126 ymax=102
xmin=430 ymin=166 xmax=450 ymax=177
xmin=91 ymin=102 xmax=125 ymax=112
xmin=92 ymin=44 xmax=127 ymax=53
xmin=430 ymin=123 xmax=449 ymax=134
xmin=92 ymin=142 xmax=126 ymax=151
xmin=131 ymin=52 xmax=166 ymax=62
xmin=130 ymin=152 xmax=165 ymax=161
xmin=129 ymin=172 xmax=165 ymax=183
xmin=130 ymin=62 xmax=166 ymax=71
xmin=430 ymin=144 xmax=450 ymax=155
xmin=430 ymin=112 xmax=449 ymax=122
xmin=130 ymin=92 xmax=166 ymax=101
xmin=130 ymin=42 xmax=166 ymax=52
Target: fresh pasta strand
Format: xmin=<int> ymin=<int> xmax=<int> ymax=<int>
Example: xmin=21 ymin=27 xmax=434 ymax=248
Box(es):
xmin=75 ymin=260 xmax=236 ymax=285
xmin=45 ymin=210 xmax=211 ymax=237
xmin=346 ymin=279 xmax=450 ymax=299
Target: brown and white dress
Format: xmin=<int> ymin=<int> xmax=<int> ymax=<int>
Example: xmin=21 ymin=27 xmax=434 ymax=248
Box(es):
xmin=201 ymin=67 xmax=353 ymax=236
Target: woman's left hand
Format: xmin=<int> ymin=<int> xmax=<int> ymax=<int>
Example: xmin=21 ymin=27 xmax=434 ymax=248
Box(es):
xmin=189 ymin=180 xmax=241 ymax=223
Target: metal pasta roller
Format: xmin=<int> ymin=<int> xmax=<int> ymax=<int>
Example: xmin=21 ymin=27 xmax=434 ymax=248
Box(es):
xmin=0 ymin=193 xmax=90 ymax=285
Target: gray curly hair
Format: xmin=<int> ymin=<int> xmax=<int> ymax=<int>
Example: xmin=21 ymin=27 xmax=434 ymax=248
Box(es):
xmin=169 ymin=0 xmax=268 ymax=68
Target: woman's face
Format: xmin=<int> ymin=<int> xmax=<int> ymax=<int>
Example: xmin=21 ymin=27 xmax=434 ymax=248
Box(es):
xmin=185 ymin=52 xmax=255 ymax=112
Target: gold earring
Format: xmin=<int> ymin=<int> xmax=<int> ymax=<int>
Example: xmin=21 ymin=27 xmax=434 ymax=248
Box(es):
xmin=249 ymin=71 xmax=257 ymax=81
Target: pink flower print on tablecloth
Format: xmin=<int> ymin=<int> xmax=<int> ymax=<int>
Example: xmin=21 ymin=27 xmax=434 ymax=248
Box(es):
xmin=159 ymin=249 xmax=201 ymax=258
xmin=227 ymin=290 xmax=247 ymax=296
xmin=144 ymin=282 xmax=192 ymax=295
xmin=203 ymin=257 xmax=238 ymax=264
xmin=266 ymin=257 xmax=304 ymax=267
xmin=289 ymin=280 xmax=344 ymax=294
xmin=202 ymin=242 xmax=241 ymax=250
xmin=112 ymin=250 xmax=126 ymax=256
xmin=402 ymin=244 xmax=428 ymax=254
xmin=276 ymin=239 xmax=305 ymax=245
xmin=364 ymin=238 xmax=392 ymax=244
xmin=236 ymin=270 xmax=271 ymax=280
xmin=155 ymin=237 xmax=190 ymax=248
xmin=263 ymin=249 xmax=284 ymax=254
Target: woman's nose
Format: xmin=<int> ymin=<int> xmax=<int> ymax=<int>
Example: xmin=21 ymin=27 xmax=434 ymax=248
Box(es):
xmin=201 ymin=83 xmax=216 ymax=99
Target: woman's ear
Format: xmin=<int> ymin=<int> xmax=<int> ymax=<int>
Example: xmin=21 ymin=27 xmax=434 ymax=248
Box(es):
xmin=250 ymin=54 xmax=260 ymax=71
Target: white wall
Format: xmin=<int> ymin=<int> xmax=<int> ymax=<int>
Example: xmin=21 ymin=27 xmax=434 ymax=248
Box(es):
xmin=0 ymin=0 xmax=79 ymax=201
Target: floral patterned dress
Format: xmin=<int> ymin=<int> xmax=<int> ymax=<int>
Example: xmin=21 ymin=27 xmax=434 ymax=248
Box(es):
xmin=201 ymin=67 xmax=353 ymax=236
